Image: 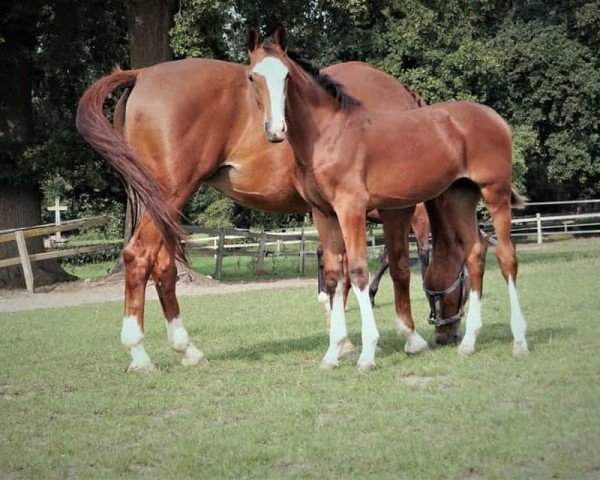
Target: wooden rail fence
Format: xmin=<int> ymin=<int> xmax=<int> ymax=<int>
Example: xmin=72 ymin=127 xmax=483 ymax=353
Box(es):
xmin=184 ymin=225 xmax=322 ymax=280
xmin=0 ymin=217 xmax=110 ymax=293
xmin=3 ymin=199 xmax=598 ymax=292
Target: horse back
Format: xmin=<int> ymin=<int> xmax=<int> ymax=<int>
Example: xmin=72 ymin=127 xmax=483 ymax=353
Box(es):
xmin=120 ymin=59 xmax=255 ymax=198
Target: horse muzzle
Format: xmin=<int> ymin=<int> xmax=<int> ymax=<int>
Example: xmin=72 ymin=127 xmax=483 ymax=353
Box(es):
xmin=265 ymin=122 xmax=286 ymax=143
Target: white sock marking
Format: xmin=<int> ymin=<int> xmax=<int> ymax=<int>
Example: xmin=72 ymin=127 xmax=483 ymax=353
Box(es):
xmin=121 ymin=316 xmax=153 ymax=369
xmin=458 ymin=290 xmax=482 ymax=355
xmin=165 ymin=317 xmax=206 ymax=366
xmin=322 ymin=281 xmax=348 ymax=367
xmin=352 ymin=284 xmax=380 ymax=370
xmin=252 ymin=57 xmax=289 ymax=131
xmin=395 ymin=314 xmax=428 ymax=354
xmin=508 ymin=276 xmax=529 ymax=355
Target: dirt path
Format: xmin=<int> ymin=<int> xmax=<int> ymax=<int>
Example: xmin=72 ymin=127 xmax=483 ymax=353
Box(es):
xmin=0 ymin=276 xmax=315 ymax=313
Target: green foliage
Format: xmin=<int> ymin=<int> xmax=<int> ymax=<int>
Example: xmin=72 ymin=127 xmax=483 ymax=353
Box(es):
xmin=197 ymin=196 xmax=236 ymax=228
xmin=9 ymin=0 xmax=600 ymax=233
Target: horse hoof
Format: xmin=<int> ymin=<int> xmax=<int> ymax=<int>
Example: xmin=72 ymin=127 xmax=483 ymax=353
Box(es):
xmin=357 ymin=361 xmax=376 ymax=372
xmin=317 ymin=291 xmax=329 ymax=304
xmin=339 ymin=339 xmax=357 ymax=359
xmin=512 ymin=342 xmax=529 ymax=357
xmin=404 ymin=335 xmax=429 ymax=355
xmin=125 ymin=363 xmax=157 ymax=374
xmin=457 ymin=344 xmax=475 ymax=356
xmin=320 ymin=360 xmax=339 ymax=370
xmin=182 ymin=354 xmax=209 ymax=367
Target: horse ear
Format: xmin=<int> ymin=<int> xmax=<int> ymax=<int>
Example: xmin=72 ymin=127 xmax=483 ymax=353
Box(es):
xmin=247 ymin=25 xmax=262 ymax=52
xmin=273 ymin=23 xmax=288 ymax=51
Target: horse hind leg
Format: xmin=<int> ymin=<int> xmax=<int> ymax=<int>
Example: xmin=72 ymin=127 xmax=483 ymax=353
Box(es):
xmin=481 ymin=187 xmax=529 ymax=356
xmin=120 ymin=217 xmax=161 ymax=373
xmin=151 ymin=245 xmax=208 ymax=367
xmin=368 ymin=246 xmax=389 ymax=307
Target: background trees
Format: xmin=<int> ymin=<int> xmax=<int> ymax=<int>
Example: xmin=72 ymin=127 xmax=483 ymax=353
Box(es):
xmin=1 ymin=0 xmax=598 ymax=262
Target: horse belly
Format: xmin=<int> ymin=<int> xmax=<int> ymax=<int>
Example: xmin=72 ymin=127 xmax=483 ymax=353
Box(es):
xmin=205 ymin=152 xmax=309 ymax=214
xmin=365 ymin=150 xmax=463 ymax=209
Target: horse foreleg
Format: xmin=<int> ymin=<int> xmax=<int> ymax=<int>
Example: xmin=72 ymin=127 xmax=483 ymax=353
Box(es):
xmin=335 ymin=205 xmax=380 ymax=371
xmin=317 ymin=245 xmax=357 ymax=358
xmin=121 ymin=217 xmax=161 ymax=373
xmin=368 ymin=246 xmax=389 ymax=307
xmin=380 ymin=208 xmax=428 ymax=355
xmin=151 ymin=245 xmax=208 ymax=367
xmin=313 ymin=210 xmax=351 ymax=369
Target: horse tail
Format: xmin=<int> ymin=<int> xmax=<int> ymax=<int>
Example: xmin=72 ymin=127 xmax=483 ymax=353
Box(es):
xmin=76 ymin=66 xmax=187 ymax=262
xmin=510 ymin=188 xmax=527 ymax=210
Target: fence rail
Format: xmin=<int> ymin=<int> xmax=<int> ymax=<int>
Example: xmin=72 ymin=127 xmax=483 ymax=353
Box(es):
xmin=0 ymin=217 xmax=111 ymax=293
xmin=2 ymin=199 xmax=599 ymax=292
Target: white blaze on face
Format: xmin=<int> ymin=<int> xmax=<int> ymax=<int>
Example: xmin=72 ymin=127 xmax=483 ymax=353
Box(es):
xmin=252 ymin=57 xmax=289 ymax=132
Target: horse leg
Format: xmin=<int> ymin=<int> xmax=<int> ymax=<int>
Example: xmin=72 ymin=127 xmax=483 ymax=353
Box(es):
xmin=482 ymin=191 xmax=529 ymax=356
xmin=318 ymin=246 xmax=357 ymax=358
xmin=368 ymin=246 xmax=389 ymax=307
xmin=335 ymin=206 xmax=380 ymax=371
xmin=455 ymin=222 xmax=487 ymax=356
xmin=412 ymin=204 xmax=431 ymax=280
xmin=151 ymin=245 xmax=208 ymax=366
xmin=380 ymin=208 xmax=429 ymax=354
xmin=313 ymin=210 xmax=350 ymax=369
xmin=120 ymin=215 xmax=162 ymax=373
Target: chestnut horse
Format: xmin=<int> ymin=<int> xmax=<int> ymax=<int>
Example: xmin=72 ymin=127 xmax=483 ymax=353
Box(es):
xmin=77 ymin=56 xmax=434 ymax=371
xmin=247 ymin=26 xmax=529 ymax=371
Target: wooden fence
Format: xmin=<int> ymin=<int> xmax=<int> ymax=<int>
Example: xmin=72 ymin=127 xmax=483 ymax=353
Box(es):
xmin=184 ymin=225 xmax=322 ymax=280
xmin=2 ymin=198 xmax=598 ymax=292
xmin=0 ymin=217 xmax=111 ymax=293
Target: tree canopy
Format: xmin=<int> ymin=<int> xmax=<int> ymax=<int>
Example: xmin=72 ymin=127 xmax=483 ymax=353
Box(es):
xmin=3 ymin=0 xmax=599 ymax=232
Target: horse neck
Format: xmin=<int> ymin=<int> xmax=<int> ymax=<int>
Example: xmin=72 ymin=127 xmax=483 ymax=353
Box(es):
xmin=428 ymin=208 xmax=464 ymax=276
xmin=285 ymin=64 xmax=344 ymax=161
xmin=222 ymin=82 xmax=271 ymax=161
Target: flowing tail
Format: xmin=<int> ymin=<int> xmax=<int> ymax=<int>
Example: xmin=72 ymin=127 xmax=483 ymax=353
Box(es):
xmin=76 ymin=67 xmax=187 ymax=262
xmin=510 ymin=188 xmax=527 ymax=210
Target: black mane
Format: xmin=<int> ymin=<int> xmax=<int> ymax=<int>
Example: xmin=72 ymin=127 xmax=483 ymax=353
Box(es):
xmin=286 ymin=50 xmax=360 ymax=110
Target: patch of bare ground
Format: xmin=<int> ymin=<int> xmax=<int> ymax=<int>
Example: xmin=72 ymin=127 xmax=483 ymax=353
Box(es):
xmin=396 ymin=374 xmax=451 ymax=390
xmin=0 ymin=274 xmax=314 ymax=313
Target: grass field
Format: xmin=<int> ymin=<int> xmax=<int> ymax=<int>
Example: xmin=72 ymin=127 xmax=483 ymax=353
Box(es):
xmin=2 ymin=241 xmax=600 ymax=478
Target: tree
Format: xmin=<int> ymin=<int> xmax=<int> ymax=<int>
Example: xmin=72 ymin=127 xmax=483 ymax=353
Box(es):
xmin=0 ymin=1 xmax=73 ymax=288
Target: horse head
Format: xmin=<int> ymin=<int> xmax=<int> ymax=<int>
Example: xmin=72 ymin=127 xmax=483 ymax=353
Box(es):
xmin=246 ymin=25 xmax=289 ymax=143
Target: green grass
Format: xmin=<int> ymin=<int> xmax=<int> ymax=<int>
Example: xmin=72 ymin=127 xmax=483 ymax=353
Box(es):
xmin=1 ymin=242 xmax=600 ymax=478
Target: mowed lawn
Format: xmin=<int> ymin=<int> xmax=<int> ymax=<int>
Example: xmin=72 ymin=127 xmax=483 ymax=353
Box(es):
xmin=1 ymin=241 xmax=600 ymax=479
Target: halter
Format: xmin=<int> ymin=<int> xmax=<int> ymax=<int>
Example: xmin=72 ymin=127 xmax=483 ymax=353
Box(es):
xmin=423 ymin=263 xmax=469 ymax=327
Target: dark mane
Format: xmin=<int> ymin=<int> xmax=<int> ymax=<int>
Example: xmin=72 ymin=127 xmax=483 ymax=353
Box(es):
xmin=285 ymin=50 xmax=360 ymax=110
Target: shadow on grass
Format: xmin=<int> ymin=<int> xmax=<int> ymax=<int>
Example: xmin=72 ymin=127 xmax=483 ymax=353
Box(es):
xmin=212 ymin=322 xmax=576 ymax=362
xmin=211 ymin=332 xmax=327 ymax=361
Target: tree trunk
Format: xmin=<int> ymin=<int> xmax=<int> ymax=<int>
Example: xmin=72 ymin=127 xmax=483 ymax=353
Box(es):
xmin=0 ymin=185 xmax=75 ymax=289
xmin=0 ymin=3 xmax=74 ymax=289
xmin=124 ymin=0 xmax=178 ymax=68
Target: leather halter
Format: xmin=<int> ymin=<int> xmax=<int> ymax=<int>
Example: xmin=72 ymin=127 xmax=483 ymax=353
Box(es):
xmin=423 ymin=263 xmax=469 ymax=327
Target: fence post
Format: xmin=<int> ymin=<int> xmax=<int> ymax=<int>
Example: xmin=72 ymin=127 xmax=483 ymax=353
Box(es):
xmin=15 ymin=230 xmax=34 ymax=293
xmin=536 ymin=213 xmax=543 ymax=244
xmin=214 ymin=228 xmax=225 ymax=280
xmin=256 ymin=231 xmax=266 ymax=272
xmin=299 ymin=224 xmax=307 ymax=276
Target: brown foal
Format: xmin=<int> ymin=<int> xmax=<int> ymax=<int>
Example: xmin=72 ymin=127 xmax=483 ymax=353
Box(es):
xmin=77 ymin=51 xmax=435 ymax=371
xmin=247 ymin=26 xmax=528 ymax=371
